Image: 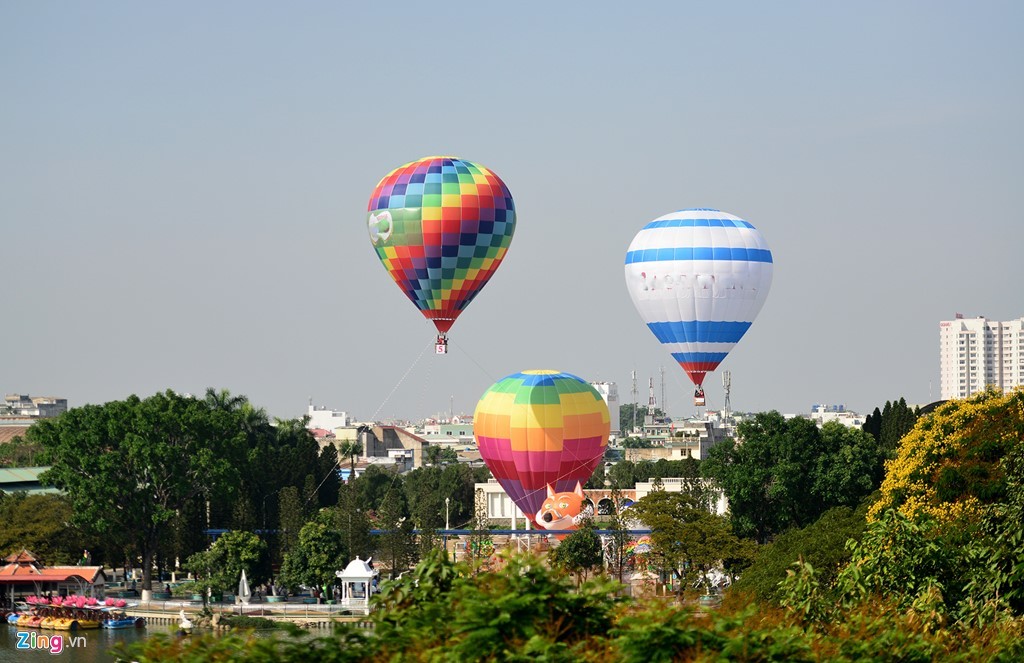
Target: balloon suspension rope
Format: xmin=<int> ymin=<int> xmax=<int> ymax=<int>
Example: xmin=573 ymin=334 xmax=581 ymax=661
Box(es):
xmin=370 ymin=339 xmax=432 ymax=422
xmin=449 ymin=338 xmax=498 ymax=384
xmin=305 ymin=339 xmax=432 ymax=508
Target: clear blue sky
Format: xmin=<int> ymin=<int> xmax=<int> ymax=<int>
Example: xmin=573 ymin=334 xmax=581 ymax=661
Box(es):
xmin=3 ymin=2 xmax=1022 ymax=422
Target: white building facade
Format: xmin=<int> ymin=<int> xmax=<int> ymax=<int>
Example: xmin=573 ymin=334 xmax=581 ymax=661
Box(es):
xmin=590 ymin=382 xmax=620 ymax=434
xmin=306 ymin=403 xmax=350 ymax=430
xmin=939 ymin=315 xmax=1024 ymax=400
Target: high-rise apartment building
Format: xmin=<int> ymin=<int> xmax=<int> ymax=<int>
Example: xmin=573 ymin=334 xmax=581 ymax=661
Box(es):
xmin=939 ymin=315 xmax=1024 ymax=400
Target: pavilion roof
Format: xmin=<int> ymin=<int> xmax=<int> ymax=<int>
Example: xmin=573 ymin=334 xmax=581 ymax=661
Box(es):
xmin=0 ymin=550 xmax=105 ymax=584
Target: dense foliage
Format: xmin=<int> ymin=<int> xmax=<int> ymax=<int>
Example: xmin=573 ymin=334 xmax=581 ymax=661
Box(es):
xmin=731 ymin=501 xmax=870 ymax=604
xmin=120 ymin=548 xmax=1024 ymax=662
xmin=186 ymin=530 xmax=269 ymax=596
xmin=870 ymin=388 xmax=1023 ymax=522
xmin=30 ymin=390 xmax=249 ymax=589
xmin=0 ymin=433 xmax=48 ymax=467
xmin=702 ymin=413 xmax=884 ymax=542
xmin=16 ymin=387 xmax=488 ymax=589
xmin=0 ymin=492 xmax=89 ymax=564
xmin=113 ymin=388 xmax=1024 ymax=661
xmin=862 ymin=397 xmax=919 ymax=457
xmin=277 ymin=511 xmax=347 ymax=595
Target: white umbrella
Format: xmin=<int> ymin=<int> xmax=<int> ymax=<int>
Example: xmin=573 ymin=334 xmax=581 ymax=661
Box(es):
xmin=238 ymin=570 xmax=252 ymax=605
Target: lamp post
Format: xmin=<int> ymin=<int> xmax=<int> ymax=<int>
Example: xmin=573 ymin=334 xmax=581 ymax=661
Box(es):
xmin=444 ymin=497 xmax=451 ymax=560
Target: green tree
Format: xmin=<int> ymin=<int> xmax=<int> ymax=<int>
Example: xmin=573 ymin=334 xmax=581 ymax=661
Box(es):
xmin=0 ymin=493 xmax=90 ymax=564
xmin=316 ymin=444 xmax=340 ymax=509
xmin=606 ymin=461 xmax=636 ymax=489
xmin=0 ymin=434 xmax=48 ymax=467
xmin=814 ymin=422 xmax=885 ymax=505
xmin=879 ymin=397 xmax=918 ymax=457
xmin=336 ymin=483 xmax=373 ymax=561
xmin=551 ymin=519 xmax=604 ymax=586
xmin=375 ymin=490 xmax=417 ymax=579
xmin=337 ymin=438 xmax=364 ymax=480
xmin=702 ymin=411 xmax=883 ymax=543
xmin=862 ymin=406 xmax=883 ymax=442
xmin=277 ymin=511 xmax=346 ymax=596
xmin=585 ymin=461 xmax=607 ymax=489
xmin=834 ymin=509 xmax=964 ymax=612
xmin=400 ymin=462 xmax=478 ymax=532
xmin=186 ymin=530 xmax=269 ymax=599
xmin=629 ymin=491 xmax=744 ymax=597
xmin=467 ymin=488 xmax=492 ymax=565
xmin=277 ymin=486 xmax=304 ymax=556
xmin=732 ymin=502 xmax=869 ymax=604
xmin=118 ymin=547 xmax=1024 ymax=662
xmin=354 ymin=464 xmax=402 ymax=513
xmin=604 ymin=489 xmax=632 ymax=584
xmin=31 ymin=391 xmax=247 ymax=590
xmin=425 ymin=444 xmax=458 ymax=466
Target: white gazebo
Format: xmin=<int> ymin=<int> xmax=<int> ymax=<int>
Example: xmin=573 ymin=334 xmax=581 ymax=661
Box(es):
xmin=335 ymin=556 xmax=378 ymax=615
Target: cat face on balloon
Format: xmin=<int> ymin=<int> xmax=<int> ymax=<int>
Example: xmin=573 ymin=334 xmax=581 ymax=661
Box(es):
xmin=535 ymin=482 xmax=593 ymax=531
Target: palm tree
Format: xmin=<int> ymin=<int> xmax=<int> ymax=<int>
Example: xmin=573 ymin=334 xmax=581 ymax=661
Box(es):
xmin=337 ymin=439 xmax=364 ymax=482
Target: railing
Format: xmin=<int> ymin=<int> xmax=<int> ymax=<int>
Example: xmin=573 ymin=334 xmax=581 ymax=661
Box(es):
xmin=133 ymin=598 xmax=372 ymax=618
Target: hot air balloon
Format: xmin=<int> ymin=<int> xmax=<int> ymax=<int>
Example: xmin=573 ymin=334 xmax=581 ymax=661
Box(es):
xmin=624 ymin=209 xmax=773 ymax=406
xmin=473 ymin=370 xmax=610 ymax=527
xmin=367 ymin=156 xmax=516 ymax=354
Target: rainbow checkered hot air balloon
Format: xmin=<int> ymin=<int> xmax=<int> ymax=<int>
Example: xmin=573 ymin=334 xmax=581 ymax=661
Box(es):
xmin=624 ymin=209 xmax=773 ymax=405
xmin=473 ymin=370 xmax=610 ymax=525
xmin=367 ymin=156 xmax=515 ymax=352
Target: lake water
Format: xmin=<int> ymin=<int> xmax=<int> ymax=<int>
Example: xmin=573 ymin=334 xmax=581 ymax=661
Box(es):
xmin=1 ymin=623 xmax=331 ymax=661
xmin=0 ymin=625 xmax=151 ymax=662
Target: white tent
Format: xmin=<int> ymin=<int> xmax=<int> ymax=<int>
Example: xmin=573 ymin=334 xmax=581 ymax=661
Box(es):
xmin=238 ymin=570 xmax=251 ymax=605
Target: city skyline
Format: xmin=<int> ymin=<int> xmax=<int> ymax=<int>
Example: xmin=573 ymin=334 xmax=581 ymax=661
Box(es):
xmin=3 ymin=3 xmax=1022 ymax=422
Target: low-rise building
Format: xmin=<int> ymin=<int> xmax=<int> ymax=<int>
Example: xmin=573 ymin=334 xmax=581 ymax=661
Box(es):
xmin=0 ymin=550 xmax=106 ymax=601
xmin=2 ymin=395 xmax=67 ymax=418
xmin=475 ymin=476 xmax=727 ymax=526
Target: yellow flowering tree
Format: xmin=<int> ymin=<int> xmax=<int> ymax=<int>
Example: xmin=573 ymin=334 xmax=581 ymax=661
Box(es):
xmin=870 ymin=388 xmax=1024 ymax=523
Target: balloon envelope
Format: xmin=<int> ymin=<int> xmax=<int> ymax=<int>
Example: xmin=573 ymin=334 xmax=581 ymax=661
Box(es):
xmin=624 ymin=209 xmax=773 ymax=387
xmin=474 ymin=370 xmax=610 ymax=525
xmin=367 ymin=156 xmax=516 ymax=334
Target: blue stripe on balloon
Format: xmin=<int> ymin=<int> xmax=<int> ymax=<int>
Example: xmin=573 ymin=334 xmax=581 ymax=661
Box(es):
xmin=671 ymin=352 xmax=729 ymax=363
xmin=646 ymin=321 xmax=751 ymax=344
xmin=624 ymin=247 xmax=773 ymax=264
xmin=642 ymin=218 xmax=755 ymax=230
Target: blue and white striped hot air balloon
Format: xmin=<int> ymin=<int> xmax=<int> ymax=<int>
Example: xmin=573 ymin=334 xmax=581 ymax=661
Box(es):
xmin=624 ymin=209 xmax=773 ymax=405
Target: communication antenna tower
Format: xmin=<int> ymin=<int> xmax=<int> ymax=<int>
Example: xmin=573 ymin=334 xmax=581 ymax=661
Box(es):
xmin=660 ymin=366 xmax=666 ymax=419
xmin=722 ymin=371 xmax=732 ymax=421
xmin=648 ymin=377 xmax=657 ymax=426
xmin=631 ymin=370 xmax=638 ymax=433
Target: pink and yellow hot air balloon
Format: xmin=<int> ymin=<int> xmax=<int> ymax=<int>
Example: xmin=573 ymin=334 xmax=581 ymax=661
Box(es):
xmin=473 ymin=370 xmax=610 ymax=527
xmin=367 ymin=156 xmax=516 ymax=354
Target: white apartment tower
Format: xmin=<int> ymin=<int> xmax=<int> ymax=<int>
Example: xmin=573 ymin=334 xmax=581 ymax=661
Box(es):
xmin=590 ymin=381 xmax=620 ymax=434
xmin=939 ymin=315 xmax=1024 ymax=400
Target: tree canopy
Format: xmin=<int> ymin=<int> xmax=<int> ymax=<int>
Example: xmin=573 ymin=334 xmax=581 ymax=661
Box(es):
xmin=628 ymin=491 xmax=748 ymax=595
xmin=277 ymin=511 xmax=346 ymax=595
xmin=31 ymin=391 xmax=248 ymax=589
xmin=186 ymin=529 xmax=269 ymax=596
xmin=702 ymin=411 xmax=884 ymax=543
xmin=550 ymin=519 xmax=603 ymax=586
xmin=870 ymin=388 xmax=1023 ymax=523
xmin=0 ymin=493 xmax=89 ymax=564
